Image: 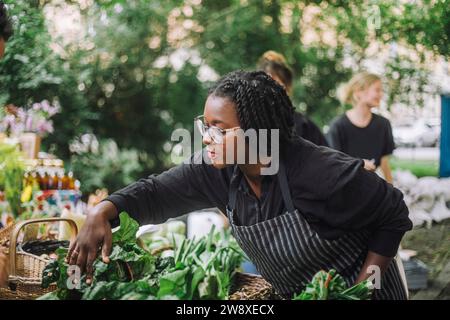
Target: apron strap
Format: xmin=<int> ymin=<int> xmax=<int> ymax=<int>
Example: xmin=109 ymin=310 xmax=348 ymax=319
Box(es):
xmin=277 ymin=160 xmax=296 ymax=213
xmin=227 ymin=166 xmax=240 ymax=213
xmin=227 ymin=161 xmax=296 ymax=214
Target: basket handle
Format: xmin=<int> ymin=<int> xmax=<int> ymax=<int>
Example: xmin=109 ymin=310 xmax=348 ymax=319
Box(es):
xmin=9 ymin=218 xmax=78 ymax=277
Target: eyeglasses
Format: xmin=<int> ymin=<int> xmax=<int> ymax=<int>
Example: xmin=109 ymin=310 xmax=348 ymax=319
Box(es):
xmin=194 ymin=115 xmax=240 ymax=144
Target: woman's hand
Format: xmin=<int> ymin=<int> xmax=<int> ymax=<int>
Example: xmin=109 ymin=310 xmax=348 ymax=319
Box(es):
xmin=0 ymin=249 xmax=8 ymax=288
xmin=66 ymin=201 xmax=118 ymax=284
xmin=355 ymin=251 xmax=392 ymax=286
xmin=363 ymin=159 xmax=376 ymax=172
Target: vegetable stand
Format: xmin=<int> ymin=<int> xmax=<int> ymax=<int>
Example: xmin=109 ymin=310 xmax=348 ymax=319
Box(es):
xmin=1 ymin=213 xmax=374 ymax=300
xmin=38 ymin=213 xmax=259 ymax=300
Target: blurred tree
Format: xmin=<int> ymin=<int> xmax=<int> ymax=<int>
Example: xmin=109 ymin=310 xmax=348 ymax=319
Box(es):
xmin=389 ymin=0 xmax=449 ymax=58
xmin=191 ymin=0 xmax=352 ymax=126
xmin=64 ymin=0 xmax=205 ymax=175
xmin=0 ymin=0 xmax=448 ymax=193
xmin=0 ymin=0 xmax=93 ymax=160
xmin=0 ymin=0 xmax=62 ymax=107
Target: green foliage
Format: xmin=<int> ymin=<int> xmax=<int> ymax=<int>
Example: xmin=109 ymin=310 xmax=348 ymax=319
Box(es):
xmin=1 ymin=0 xmax=448 ymax=193
xmin=157 ymin=225 xmax=245 ymax=300
xmin=192 ymin=0 xmax=350 ymax=128
xmin=70 ymin=138 xmax=146 ymax=194
xmin=293 ymin=269 xmax=373 ymax=300
xmin=39 ymin=213 xmax=244 ymax=300
xmin=0 ymin=1 xmax=61 ymax=107
xmin=0 ymin=142 xmax=24 ymax=217
xmin=59 ymin=0 xmax=204 ymax=172
xmin=0 ymin=0 xmax=93 ymax=160
xmin=40 ymin=212 xmax=158 ymax=300
xmin=111 ymin=211 xmax=140 ymax=244
xmin=386 ymin=0 xmax=450 ymax=58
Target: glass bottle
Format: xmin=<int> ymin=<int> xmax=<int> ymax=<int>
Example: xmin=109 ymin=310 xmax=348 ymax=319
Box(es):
xmin=61 ymin=172 xmax=70 ymax=190
xmin=68 ymin=172 xmax=75 ymax=190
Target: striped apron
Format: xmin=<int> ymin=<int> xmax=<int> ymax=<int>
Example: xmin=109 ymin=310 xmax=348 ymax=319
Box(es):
xmin=226 ymin=162 xmax=408 ymax=300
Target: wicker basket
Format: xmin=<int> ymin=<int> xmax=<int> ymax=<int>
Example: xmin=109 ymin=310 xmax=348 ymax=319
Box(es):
xmin=0 ymin=222 xmax=15 ymax=245
xmin=229 ymin=272 xmax=282 ymax=300
xmin=0 ymin=218 xmax=78 ymax=300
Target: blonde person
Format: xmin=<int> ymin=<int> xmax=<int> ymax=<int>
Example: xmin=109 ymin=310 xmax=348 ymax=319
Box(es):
xmin=327 ymin=72 xmax=395 ymax=184
xmin=257 ymin=51 xmax=328 ymax=147
xmin=327 ymin=72 xmax=409 ymax=296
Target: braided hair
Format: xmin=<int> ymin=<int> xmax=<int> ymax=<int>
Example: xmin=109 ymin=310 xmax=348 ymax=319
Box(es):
xmin=0 ymin=2 xmax=12 ymax=41
xmin=208 ymin=70 xmax=296 ymax=150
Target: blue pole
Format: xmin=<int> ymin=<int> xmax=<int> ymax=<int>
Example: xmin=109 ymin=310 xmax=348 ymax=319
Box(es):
xmin=440 ymin=94 xmax=450 ymax=177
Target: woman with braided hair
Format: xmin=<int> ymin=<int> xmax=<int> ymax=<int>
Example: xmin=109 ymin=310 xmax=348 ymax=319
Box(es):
xmin=257 ymin=50 xmax=328 ymax=147
xmin=67 ymin=70 xmax=412 ymax=300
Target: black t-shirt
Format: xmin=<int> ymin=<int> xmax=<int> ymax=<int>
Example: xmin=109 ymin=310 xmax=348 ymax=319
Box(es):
xmin=326 ymin=113 xmax=395 ymax=167
xmin=107 ymin=138 xmax=411 ymax=258
xmin=294 ymin=112 xmax=328 ymax=147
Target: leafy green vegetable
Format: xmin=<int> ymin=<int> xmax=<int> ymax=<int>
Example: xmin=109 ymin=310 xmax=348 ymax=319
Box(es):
xmin=158 ymin=266 xmax=190 ymax=298
xmin=293 ymin=269 xmax=374 ymax=300
xmin=336 ymin=280 xmax=374 ymax=300
xmin=112 ymin=212 xmax=140 ymax=244
xmin=40 ymin=212 xmax=157 ymax=300
xmin=41 ymin=260 xmax=59 ymax=289
xmin=152 ymin=226 xmax=244 ymax=300
xmin=39 ymin=212 xmax=244 ymax=300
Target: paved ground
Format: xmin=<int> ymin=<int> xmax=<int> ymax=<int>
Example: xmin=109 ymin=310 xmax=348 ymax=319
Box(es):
xmin=391 ymin=147 xmax=447 ymax=299
xmin=402 ymin=219 xmax=450 ymax=300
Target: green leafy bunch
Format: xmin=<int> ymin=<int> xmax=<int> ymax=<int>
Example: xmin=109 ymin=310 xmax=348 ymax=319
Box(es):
xmin=293 ymin=269 xmax=374 ymax=300
xmin=39 ymin=212 xmax=244 ymax=300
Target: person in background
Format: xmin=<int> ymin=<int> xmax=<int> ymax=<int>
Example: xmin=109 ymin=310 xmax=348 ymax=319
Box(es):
xmin=0 ymin=0 xmax=13 ymax=288
xmin=327 ymin=72 xmax=408 ymax=295
xmin=326 ymin=72 xmax=395 ymax=184
xmin=257 ymin=51 xmax=328 ymax=147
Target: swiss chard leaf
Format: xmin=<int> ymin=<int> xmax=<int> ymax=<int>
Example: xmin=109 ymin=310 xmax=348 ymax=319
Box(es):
xmin=293 ymin=269 xmax=374 ymax=300
xmin=112 ymin=212 xmax=139 ymax=245
xmin=128 ymin=254 xmax=155 ymax=279
xmin=81 ymin=281 xmax=116 ymax=300
xmin=39 ymin=218 xmax=243 ymax=301
xmin=157 ymin=267 xmax=190 ymax=298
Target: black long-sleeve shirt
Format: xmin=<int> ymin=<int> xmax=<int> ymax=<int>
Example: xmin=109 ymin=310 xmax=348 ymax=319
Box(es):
xmin=106 ymin=138 xmax=412 ymax=258
xmin=293 ymin=112 xmax=328 ymax=147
